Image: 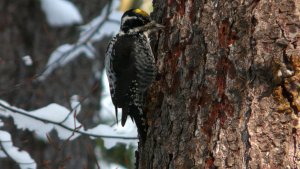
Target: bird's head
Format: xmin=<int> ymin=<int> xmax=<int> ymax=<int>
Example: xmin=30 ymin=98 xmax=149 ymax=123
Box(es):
xmin=120 ymin=9 xmax=164 ymax=33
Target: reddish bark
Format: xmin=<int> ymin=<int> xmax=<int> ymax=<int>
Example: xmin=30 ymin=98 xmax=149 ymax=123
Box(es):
xmin=139 ymin=0 xmax=300 ymax=168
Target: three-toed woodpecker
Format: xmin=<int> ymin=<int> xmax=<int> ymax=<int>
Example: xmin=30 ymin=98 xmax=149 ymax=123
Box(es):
xmin=105 ymin=9 xmax=164 ymax=140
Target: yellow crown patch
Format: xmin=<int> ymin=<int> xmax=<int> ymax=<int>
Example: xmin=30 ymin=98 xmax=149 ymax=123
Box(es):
xmin=133 ymin=9 xmax=149 ymax=17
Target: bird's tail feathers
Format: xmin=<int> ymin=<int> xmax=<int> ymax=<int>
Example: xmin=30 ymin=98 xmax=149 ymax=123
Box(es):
xmin=115 ymin=106 xmax=118 ymax=124
xmin=122 ymin=104 xmax=147 ymax=140
xmin=121 ymin=107 xmax=128 ymax=126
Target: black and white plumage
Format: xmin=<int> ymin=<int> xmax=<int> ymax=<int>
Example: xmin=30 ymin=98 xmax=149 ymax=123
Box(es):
xmin=105 ymin=9 xmax=164 ymax=140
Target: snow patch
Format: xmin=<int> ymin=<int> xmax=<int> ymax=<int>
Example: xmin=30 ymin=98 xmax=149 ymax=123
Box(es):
xmin=40 ymin=0 xmax=82 ymax=27
xmin=22 ymin=55 xmax=33 ymax=66
xmin=0 ymin=131 xmax=37 ymax=169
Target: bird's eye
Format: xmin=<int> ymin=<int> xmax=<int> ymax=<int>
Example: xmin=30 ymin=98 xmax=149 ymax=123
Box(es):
xmin=133 ymin=9 xmax=149 ymax=17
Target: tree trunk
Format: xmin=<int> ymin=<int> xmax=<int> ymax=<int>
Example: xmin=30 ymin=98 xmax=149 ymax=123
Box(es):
xmin=139 ymin=0 xmax=300 ymax=168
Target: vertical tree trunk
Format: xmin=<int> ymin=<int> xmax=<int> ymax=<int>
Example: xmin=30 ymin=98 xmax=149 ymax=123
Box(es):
xmin=140 ymin=0 xmax=300 ymax=168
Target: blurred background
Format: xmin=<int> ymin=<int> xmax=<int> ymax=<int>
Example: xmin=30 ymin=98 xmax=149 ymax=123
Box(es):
xmin=0 ymin=0 xmax=152 ymax=168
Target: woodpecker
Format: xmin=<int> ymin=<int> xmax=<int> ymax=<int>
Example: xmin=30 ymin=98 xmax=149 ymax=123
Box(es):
xmin=105 ymin=9 xmax=164 ymax=140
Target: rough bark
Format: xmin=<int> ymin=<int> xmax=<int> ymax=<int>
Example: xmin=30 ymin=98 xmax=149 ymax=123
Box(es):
xmin=0 ymin=0 xmax=109 ymax=168
xmin=139 ymin=0 xmax=300 ymax=168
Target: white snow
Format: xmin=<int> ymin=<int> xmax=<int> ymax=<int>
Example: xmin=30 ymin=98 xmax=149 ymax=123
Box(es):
xmin=10 ymin=110 xmax=53 ymax=140
xmin=0 ymin=131 xmax=37 ymax=169
xmin=0 ymin=151 xmax=6 ymax=158
xmin=29 ymin=103 xmax=70 ymax=122
xmin=29 ymin=103 xmax=81 ymax=139
xmin=79 ymin=0 xmax=121 ymax=43
xmin=37 ymin=43 xmax=96 ymax=81
xmin=0 ymin=100 xmax=80 ymax=140
xmin=85 ymin=122 xmax=138 ymax=149
xmin=70 ymin=95 xmax=81 ymax=115
xmin=0 ymin=130 xmax=10 ymax=141
xmin=0 ymin=98 xmax=137 ymax=147
xmin=0 ymin=1 xmax=139 ymax=167
xmin=38 ymin=0 xmax=121 ymax=81
xmin=40 ymin=0 xmax=82 ymax=27
xmin=22 ymin=55 xmax=33 ymax=66
xmin=107 ymin=163 xmax=127 ymax=169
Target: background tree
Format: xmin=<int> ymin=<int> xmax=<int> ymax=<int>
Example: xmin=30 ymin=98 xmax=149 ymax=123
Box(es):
xmin=0 ymin=0 xmax=109 ymax=168
xmin=0 ymin=0 xmax=142 ymax=168
xmin=139 ymin=0 xmax=300 ymax=168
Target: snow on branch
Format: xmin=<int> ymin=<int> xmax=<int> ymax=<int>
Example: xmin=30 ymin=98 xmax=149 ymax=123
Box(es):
xmin=38 ymin=0 xmax=122 ymax=81
xmin=40 ymin=0 xmax=83 ymax=27
xmin=0 ymin=100 xmax=137 ymax=142
xmin=0 ymin=69 xmax=138 ymax=167
xmin=0 ymin=1 xmax=136 ymax=167
xmin=0 ymin=131 xmax=37 ymax=169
